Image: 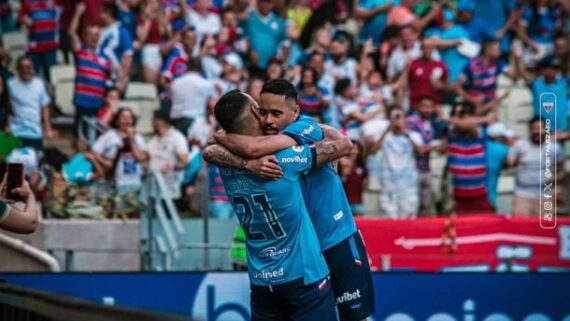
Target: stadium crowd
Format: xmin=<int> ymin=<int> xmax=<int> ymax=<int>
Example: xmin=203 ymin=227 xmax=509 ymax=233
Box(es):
xmin=0 ymin=0 xmax=569 ymax=219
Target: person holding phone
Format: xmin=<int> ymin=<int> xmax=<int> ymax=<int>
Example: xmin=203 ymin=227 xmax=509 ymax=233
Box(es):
xmin=0 ymin=167 xmax=39 ymax=234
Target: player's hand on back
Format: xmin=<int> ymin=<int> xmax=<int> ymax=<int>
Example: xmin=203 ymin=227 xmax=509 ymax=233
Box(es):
xmin=246 ymin=155 xmax=283 ymax=180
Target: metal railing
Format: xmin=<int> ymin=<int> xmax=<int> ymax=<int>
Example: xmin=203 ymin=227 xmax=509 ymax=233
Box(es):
xmin=141 ymin=171 xmax=186 ymax=271
xmin=79 ymin=116 xmax=107 ymax=145
xmin=0 ymin=233 xmax=60 ymax=272
xmin=0 ymin=283 xmax=192 ymax=321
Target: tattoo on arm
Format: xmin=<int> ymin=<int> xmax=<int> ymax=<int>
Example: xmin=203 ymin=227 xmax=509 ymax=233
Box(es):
xmin=314 ymin=140 xmax=339 ymax=167
xmin=203 ymin=144 xmax=247 ymax=169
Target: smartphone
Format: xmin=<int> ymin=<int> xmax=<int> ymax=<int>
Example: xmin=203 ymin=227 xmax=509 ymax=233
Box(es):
xmin=6 ymin=163 xmax=24 ymax=199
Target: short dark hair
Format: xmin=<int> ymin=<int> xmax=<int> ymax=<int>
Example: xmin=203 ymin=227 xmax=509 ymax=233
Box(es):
xmin=111 ymin=108 xmax=138 ymax=129
xmin=386 ymin=104 xmax=403 ymax=118
xmin=16 ymin=55 xmax=32 ymax=67
xmin=104 ymin=86 xmax=119 ymax=98
xmin=153 ymin=110 xmax=172 ymax=125
xmin=187 ymin=57 xmax=203 ymax=73
xmin=417 ymin=95 xmax=435 ymax=104
xmin=102 ymin=3 xmax=119 ymax=20
xmin=529 ymin=116 xmax=544 ymax=127
xmin=261 ymin=79 xmax=297 ymax=104
xmin=481 ymin=39 xmax=499 ymax=54
xmin=214 ymin=90 xmax=253 ymax=133
xmin=334 ymin=78 xmax=351 ymax=96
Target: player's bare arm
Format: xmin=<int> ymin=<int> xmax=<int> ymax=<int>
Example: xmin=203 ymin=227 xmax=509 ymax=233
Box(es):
xmin=203 ymin=144 xmax=283 ymax=179
xmin=314 ymin=125 xmax=353 ymax=168
xmin=214 ymin=132 xmax=297 ymax=159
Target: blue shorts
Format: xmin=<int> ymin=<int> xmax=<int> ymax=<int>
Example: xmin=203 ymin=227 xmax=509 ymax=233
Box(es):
xmin=324 ymin=231 xmax=375 ymax=321
xmin=250 ymin=277 xmax=339 ymax=321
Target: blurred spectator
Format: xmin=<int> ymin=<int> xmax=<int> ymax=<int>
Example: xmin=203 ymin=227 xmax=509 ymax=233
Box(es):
xmin=408 ymin=38 xmax=449 ymax=109
xmin=516 ymin=54 xmax=569 ymax=133
xmin=159 ymin=28 xmax=197 ymax=105
xmin=359 ymin=69 xmax=396 ymax=112
xmin=335 ymin=78 xmax=382 ymax=141
xmin=208 ymin=163 xmax=235 ymax=219
xmin=170 ymin=58 xmax=217 ymax=134
xmin=183 ymin=0 xmax=221 ymax=39
xmin=297 ymin=67 xmax=328 ymax=121
xmin=117 ymin=0 xmax=138 ymax=39
xmin=473 ymin=0 xmax=522 ymax=56
xmin=371 ymin=105 xmax=423 ymax=218
xmin=214 ymin=52 xmax=243 ymax=95
xmin=339 ymin=141 xmax=367 ymax=217
xmin=406 ymin=96 xmax=440 ymax=215
xmin=553 ymin=33 xmax=569 ymax=76
xmin=457 ymin=40 xmax=516 ymax=105
xmin=6 ymin=146 xmax=44 ymax=197
xmin=485 ymin=122 xmax=512 ymax=211
xmin=507 ymin=117 xmax=563 ymax=215
xmin=0 ymin=0 xmax=14 ymax=34
xmin=92 ymin=108 xmax=148 ymax=192
xmin=517 ymin=0 xmax=562 ymax=67
xmin=6 ymin=56 xmax=54 ymax=151
xmin=445 ymin=101 xmax=495 ymax=214
xmin=456 ymin=0 xmax=497 ymax=45
xmin=0 ymin=44 xmax=12 ymax=79
xmin=387 ymin=25 xmax=438 ymax=82
xmin=0 ymin=174 xmax=38 ymax=234
xmin=285 ymin=0 xmax=312 ymax=41
xmin=148 ymin=110 xmax=189 ymax=200
xmin=69 ymin=3 xmax=112 ymax=137
xmin=325 ymin=32 xmax=357 ymax=84
xmin=387 ymin=0 xmax=440 ymax=31
xmin=425 ymin=9 xmax=469 ymax=84
xmin=266 ymin=59 xmax=285 ymax=80
xmin=19 ymin=0 xmax=59 ymax=81
xmin=306 ymin=52 xmax=335 ymax=99
xmin=137 ymin=0 xmax=172 ymax=84
xmin=245 ymin=77 xmax=264 ymax=102
xmin=244 ymin=0 xmax=286 ymax=75
xmin=57 ymin=0 xmax=77 ymax=65
xmin=355 ymin=0 xmax=392 ymax=47
xmin=0 ymin=75 xmax=11 ymax=131
xmin=96 ymin=87 xmax=121 ymax=127
xmin=99 ymin=2 xmax=134 ymax=92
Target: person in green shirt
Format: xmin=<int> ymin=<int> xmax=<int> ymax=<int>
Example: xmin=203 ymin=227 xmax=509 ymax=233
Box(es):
xmin=0 ymin=175 xmax=38 ymax=234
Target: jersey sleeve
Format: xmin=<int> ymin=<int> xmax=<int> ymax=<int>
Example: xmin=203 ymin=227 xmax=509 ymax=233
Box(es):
xmin=276 ymin=145 xmax=316 ymax=175
xmin=282 ymin=116 xmax=323 ymax=145
xmin=0 ymin=200 xmax=10 ymax=223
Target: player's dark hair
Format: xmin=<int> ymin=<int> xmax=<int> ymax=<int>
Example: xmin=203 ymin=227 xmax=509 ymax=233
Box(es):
xmin=261 ymin=79 xmax=298 ymax=104
xmin=214 ymin=89 xmax=252 ymax=134
xmin=102 ymin=3 xmax=119 ymax=20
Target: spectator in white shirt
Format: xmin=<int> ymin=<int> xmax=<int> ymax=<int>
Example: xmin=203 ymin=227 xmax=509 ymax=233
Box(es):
xmin=183 ymin=0 xmax=221 ymax=40
xmin=6 ymin=56 xmax=54 ymax=152
xmin=325 ymin=32 xmax=358 ymax=84
xmin=148 ymin=110 xmax=190 ymax=200
xmin=92 ymin=107 xmax=149 ymax=193
xmin=171 ymin=58 xmax=217 ymax=134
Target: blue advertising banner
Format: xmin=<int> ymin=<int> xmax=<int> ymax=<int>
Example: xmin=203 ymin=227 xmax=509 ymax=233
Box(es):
xmin=1 ymin=273 xmax=569 ymax=321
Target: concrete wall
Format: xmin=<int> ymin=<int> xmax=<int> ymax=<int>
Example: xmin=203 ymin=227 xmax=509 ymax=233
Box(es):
xmin=1 ymin=220 xmax=140 ymax=272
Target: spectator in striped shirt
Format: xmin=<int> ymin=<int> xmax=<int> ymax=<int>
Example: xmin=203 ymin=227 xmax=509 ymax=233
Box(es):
xmin=457 ymin=40 xmax=516 ymax=105
xmin=98 ymin=2 xmax=133 ymax=92
xmin=444 ymin=101 xmax=495 ymax=215
xmin=19 ymin=0 xmax=59 ymax=81
xmin=69 ymin=2 xmax=111 ymax=137
xmin=159 ymin=28 xmax=198 ymax=108
xmin=406 ymin=96 xmax=442 ymax=216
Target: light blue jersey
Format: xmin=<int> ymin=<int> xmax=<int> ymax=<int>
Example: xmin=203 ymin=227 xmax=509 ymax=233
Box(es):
xmin=220 ymin=145 xmax=329 ymax=286
xmin=283 ymin=115 xmax=358 ymax=251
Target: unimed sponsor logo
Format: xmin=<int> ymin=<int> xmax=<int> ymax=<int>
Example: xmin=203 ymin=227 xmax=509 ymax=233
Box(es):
xmin=253 ymin=267 xmax=285 ymax=280
xmin=281 ymin=156 xmax=308 ymax=164
xmin=336 ymin=289 xmax=361 ymax=304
